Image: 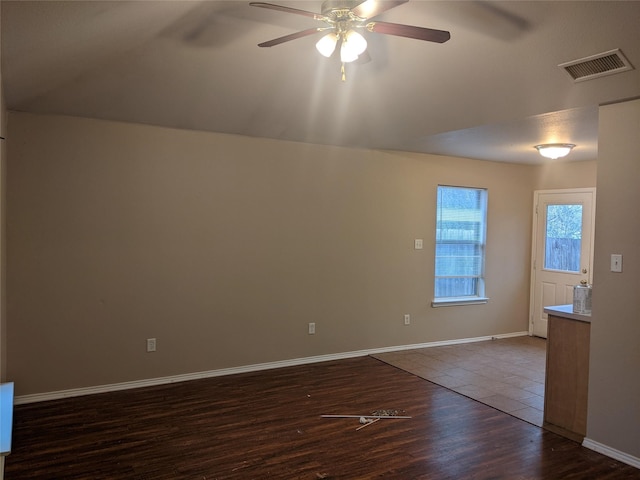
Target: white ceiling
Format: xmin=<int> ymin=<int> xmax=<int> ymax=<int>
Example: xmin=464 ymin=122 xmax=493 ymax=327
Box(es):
xmin=2 ymin=1 xmax=639 ymax=164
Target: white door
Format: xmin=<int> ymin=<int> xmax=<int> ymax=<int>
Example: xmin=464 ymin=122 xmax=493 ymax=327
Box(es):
xmin=529 ymin=189 xmax=595 ymax=338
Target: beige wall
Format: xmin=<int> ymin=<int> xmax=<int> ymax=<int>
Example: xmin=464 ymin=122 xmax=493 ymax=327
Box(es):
xmin=532 ymin=160 xmax=596 ymax=191
xmin=0 ymin=10 xmax=6 ymax=383
xmin=5 ymin=112 xmax=596 ymax=397
xmin=1 ymin=10 xmax=6 ymax=478
xmin=0 ymin=91 xmax=5 ymax=384
xmin=587 ymin=99 xmax=640 ymax=459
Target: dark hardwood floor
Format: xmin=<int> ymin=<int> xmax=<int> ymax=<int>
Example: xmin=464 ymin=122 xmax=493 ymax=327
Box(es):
xmin=6 ymin=356 xmax=639 ymax=479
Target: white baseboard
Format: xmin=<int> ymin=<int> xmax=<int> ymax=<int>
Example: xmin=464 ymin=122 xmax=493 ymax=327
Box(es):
xmin=15 ymin=331 xmax=528 ymax=405
xmin=582 ymin=437 xmax=640 ymax=469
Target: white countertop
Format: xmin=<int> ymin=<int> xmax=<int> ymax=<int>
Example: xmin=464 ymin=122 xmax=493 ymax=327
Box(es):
xmin=544 ymin=304 xmax=591 ymax=323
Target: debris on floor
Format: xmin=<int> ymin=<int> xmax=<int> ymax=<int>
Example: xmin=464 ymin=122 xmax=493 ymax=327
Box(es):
xmin=321 ymin=412 xmax=410 ymax=420
xmin=321 ymin=409 xmax=410 ymax=430
xmin=356 ymin=417 xmax=380 ymax=431
xmin=371 ymin=409 xmax=405 ymax=417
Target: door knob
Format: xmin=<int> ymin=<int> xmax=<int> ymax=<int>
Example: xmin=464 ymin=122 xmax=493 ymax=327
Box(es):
xmin=580 ymin=280 xmax=588 ymax=285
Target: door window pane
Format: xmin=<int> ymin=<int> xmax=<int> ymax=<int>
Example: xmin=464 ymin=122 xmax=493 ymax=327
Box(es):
xmin=544 ymin=204 xmax=582 ymax=272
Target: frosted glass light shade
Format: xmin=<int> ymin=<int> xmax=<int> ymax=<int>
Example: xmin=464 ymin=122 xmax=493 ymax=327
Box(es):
xmin=535 ymin=143 xmax=576 ymax=159
xmin=341 ymin=30 xmax=367 ymax=63
xmin=316 ymin=33 xmax=338 ymax=57
xmin=345 ymin=30 xmax=367 ymax=55
xmin=340 ymin=42 xmax=359 ymax=63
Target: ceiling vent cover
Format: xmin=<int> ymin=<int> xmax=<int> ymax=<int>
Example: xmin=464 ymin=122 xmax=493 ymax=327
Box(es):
xmin=559 ymin=49 xmax=634 ymax=82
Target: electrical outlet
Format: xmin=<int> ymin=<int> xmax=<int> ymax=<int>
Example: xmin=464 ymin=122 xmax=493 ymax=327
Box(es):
xmin=146 ymin=338 xmax=157 ymax=352
xmin=404 ymin=314 xmax=411 ymax=325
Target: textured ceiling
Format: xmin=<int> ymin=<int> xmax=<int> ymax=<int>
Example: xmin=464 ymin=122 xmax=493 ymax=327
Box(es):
xmin=2 ymin=1 xmax=639 ymax=164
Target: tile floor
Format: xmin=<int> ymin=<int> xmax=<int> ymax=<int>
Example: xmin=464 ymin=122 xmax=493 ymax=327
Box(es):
xmin=372 ymin=335 xmax=547 ymax=427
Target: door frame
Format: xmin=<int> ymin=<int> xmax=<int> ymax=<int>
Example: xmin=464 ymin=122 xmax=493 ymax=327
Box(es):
xmin=528 ymin=187 xmax=596 ymax=336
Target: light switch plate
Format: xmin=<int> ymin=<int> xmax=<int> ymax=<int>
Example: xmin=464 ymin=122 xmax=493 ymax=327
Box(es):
xmin=414 ymin=239 xmax=423 ymax=250
xmin=611 ymin=254 xmax=623 ymax=272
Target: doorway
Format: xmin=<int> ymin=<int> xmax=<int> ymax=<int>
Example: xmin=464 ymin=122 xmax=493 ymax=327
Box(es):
xmin=529 ymin=189 xmax=596 ymax=338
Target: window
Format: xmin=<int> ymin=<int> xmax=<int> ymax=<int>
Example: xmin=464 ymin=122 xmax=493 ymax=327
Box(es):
xmin=544 ymin=204 xmax=583 ymax=272
xmin=433 ymin=185 xmax=488 ymax=306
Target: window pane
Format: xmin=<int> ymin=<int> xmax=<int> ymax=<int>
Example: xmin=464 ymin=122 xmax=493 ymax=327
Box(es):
xmin=435 ymin=186 xmax=487 ymax=299
xmin=435 ymin=244 xmax=483 ymax=276
xmin=435 ymin=278 xmax=479 ymax=298
xmin=544 ymin=204 xmax=582 ymax=272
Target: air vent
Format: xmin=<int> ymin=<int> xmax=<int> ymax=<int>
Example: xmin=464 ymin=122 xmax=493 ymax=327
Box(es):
xmin=559 ymin=49 xmax=634 ymax=82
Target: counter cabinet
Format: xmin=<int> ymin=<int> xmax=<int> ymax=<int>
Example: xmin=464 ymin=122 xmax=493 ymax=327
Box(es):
xmin=542 ymin=306 xmax=591 ymax=442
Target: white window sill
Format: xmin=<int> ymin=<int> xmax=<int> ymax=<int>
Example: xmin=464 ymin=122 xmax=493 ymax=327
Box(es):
xmin=431 ymin=297 xmax=489 ymax=308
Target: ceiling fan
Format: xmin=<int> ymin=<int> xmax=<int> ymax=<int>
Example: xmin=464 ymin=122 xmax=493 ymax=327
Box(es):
xmin=250 ymin=0 xmax=451 ymax=80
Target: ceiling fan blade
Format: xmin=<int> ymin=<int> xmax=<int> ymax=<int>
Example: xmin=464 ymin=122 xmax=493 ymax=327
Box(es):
xmin=257 ymin=27 xmax=322 ymax=47
xmin=249 ymin=2 xmax=323 ymax=20
xmin=351 ymin=0 xmax=408 ymax=20
xmin=367 ymin=21 xmax=451 ymax=43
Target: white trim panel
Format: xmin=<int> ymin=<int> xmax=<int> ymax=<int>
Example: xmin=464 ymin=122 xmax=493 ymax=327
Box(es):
xmin=582 ymin=438 xmax=640 ymax=469
xmin=15 ymin=332 xmax=528 ymax=405
xmin=432 ymin=297 xmax=489 ymax=307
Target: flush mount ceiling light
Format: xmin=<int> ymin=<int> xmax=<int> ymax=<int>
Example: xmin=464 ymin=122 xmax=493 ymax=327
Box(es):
xmin=534 ymin=143 xmax=576 ymax=159
xmin=251 ymin=0 xmax=451 ymax=81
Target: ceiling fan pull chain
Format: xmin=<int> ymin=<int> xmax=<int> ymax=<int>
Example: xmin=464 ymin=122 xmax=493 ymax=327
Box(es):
xmin=341 ymin=63 xmax=346 ymax=82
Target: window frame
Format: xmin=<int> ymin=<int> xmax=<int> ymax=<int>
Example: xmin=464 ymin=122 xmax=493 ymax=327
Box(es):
xmin=431 ymin=185 xmax=489 ymax=308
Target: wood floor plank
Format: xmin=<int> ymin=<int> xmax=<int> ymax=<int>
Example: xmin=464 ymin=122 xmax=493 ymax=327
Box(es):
xmin=5 ymin=357 xmax=640 ymax=479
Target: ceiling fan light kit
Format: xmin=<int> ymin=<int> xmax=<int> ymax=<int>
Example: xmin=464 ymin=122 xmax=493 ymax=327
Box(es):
xmin=535 ymin=143 xmax=576 ymax=159
xmin=316 ymin=32 xmax=339 ymax=57
xmin=341 ymin=29 xmax=368 ymax=60
xmin=250 ymin=0 xmax=451 ymax=81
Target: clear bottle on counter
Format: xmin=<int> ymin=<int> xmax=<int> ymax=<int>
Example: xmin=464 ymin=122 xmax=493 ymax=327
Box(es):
xmin=573 ymin=284 xmax=592 ymax=314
